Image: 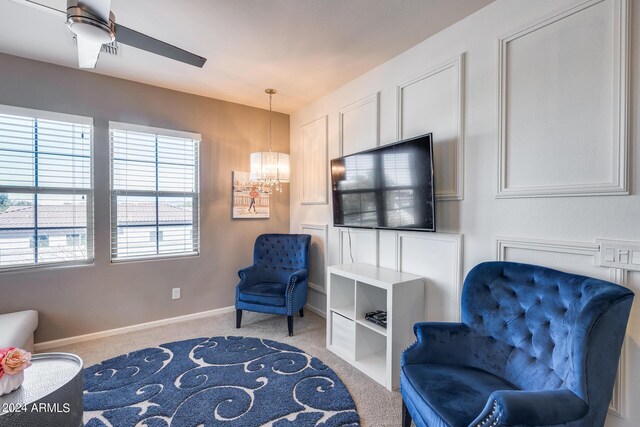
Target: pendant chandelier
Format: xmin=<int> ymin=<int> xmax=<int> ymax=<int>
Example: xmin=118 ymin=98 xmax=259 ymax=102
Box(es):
xmin=250 ymin=89 xmax=290 ymax=193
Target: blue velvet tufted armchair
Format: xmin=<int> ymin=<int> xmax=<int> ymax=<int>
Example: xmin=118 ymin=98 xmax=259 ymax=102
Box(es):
xmin=401 ymin=261 xmax=634 ymax=427
xmin=235 ymin=234 xmax=311 ymax=336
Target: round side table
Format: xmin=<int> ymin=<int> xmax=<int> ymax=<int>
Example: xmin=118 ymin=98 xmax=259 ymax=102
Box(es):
xmin=0 ymin=352 xmax=83 ymax=427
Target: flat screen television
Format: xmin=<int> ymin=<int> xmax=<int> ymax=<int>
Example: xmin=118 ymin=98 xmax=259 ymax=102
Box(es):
xmin=331 ymin=133 xmax=435 ymax=232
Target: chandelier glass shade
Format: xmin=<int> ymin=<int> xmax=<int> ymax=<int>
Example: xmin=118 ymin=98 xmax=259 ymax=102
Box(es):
xmin=250 ymin=151 xmax=290 ymax=182
xmin=250 ymin=89 xmax=289 ymax=193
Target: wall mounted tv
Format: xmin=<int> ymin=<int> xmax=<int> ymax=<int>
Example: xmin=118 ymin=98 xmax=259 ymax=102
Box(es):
xmin=331 ymin=133 xmax=435 ymax=232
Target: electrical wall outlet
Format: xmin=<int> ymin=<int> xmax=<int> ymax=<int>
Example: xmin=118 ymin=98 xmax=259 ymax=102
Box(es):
xmin=596 ymin=239 xmax=640 ymax=271
xmin=172 ymin=288 xmax=181 ymax=300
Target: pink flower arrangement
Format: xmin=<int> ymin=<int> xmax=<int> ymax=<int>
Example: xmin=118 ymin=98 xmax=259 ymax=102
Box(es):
xmin=0 ymin=347 xmax=32 ymax=379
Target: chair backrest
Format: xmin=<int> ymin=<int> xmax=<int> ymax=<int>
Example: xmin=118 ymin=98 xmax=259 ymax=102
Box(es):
xmin=461 ymin=261 xmax=633 ymax=424
xmin=253 ymin=234 xmax=311 ymax=271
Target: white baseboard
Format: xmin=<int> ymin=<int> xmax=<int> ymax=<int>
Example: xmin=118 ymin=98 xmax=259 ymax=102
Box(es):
xmin=34 ymin=306 xmax=235 ymax=352
xmin=305 ymin=303 xmax=326 ymax=318
xmin=308 ymin=282 xmax=327 ymax=295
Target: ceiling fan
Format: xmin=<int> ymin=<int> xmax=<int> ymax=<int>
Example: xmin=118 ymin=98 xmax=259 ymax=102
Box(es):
xmin=9 ymin=0 xmax=207 ymax=69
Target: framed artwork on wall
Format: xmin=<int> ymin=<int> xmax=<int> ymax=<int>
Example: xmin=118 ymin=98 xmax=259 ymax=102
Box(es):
xmin=232 ymin=171 xmax=270 ymax=219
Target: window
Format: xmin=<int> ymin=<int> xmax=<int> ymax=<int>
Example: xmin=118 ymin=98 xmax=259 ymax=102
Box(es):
xmin=66 ymin=233 xmax=86 ymax=246
xmin=149 ymin=230 xmax=163 ymax=243
xmin=0 ymin=106 xmax=93 ymax=270
xmin=30 ymin=235 xmax=49 ymax=249
xmin=109 ymin=122 xmax=200 ymax=261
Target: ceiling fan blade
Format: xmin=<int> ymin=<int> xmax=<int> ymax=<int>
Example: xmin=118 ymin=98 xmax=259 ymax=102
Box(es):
xmin=76 ymin=36 xmax=102 ymax=68
xmin=78 ymin=0 xmax=111 ymax=22
xmin=115 ymin=24 xmax=207 ymax=68
xmin=6 ymin=0 xmax=66 ymax=18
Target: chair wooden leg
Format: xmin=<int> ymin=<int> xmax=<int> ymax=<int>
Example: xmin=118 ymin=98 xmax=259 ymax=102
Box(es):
xmin=236 ymin=309 xmax=242 ymax=329
xmin=287 ymin=315 xmax=294 ymax=336
xmin=299 ymin=308 xmax=304 ymax=317
xmin=402 ymin=399 xmax=412 ymax=427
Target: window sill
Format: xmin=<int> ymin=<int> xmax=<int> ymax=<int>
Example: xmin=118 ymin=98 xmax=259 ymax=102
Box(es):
xmin=0 ymin=260 xmax=95 ymax=275
xmin=110 ymin=252 xmax=200 ymax=265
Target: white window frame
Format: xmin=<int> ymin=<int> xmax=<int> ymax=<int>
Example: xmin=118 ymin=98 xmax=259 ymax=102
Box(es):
xmin=108 ymin=121 xmax=201 ymax=263
xmin=0 ymin=104 xmax=94 ymax=272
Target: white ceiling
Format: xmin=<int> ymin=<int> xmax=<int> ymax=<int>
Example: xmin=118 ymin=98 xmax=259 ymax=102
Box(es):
xmin=0 ymin=0 xmax=494 ymax=113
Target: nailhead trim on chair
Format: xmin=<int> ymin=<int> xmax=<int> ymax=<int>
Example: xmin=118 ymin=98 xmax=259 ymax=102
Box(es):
xmin=476 ymin=401 xmax=501 ymax=427
xmin=400 ymin=339 xmax=419 ymax=366
xmin=286 ymin=276 xmax=298 ymax=315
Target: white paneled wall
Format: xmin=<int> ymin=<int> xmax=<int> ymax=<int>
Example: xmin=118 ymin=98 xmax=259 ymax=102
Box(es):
xmin=397 ymin=233 xmax=462 ymax=321
xmin=301 ymin=224 xmax=328 ymax=289
xmin=397 ymin=55 xmax=465 ymax=200
xmin=290 ymin=1 xmax=639 ymax=425
xmin=338 ymin=229 xmax=378 ymax=265
xmin=300 ymin=224 xmax=328 ymax=317
xmin=497 ymin=0 xmax=629 ymax=197
xmin=339 ymin=93 xmax=380 ymax=155
xmin=300 ymin=116 xmax=328 ymax=205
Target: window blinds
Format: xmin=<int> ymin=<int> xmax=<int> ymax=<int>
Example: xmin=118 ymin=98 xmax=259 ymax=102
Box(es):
xmin=0 ymin=106 xmax=93 ymax=270
xmin=109 ymin=122 xmax=200 ymax=261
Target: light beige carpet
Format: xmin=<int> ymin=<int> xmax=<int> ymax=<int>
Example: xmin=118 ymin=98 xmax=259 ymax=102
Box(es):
xmin=46 ymin=309 xmax=404 ymax=426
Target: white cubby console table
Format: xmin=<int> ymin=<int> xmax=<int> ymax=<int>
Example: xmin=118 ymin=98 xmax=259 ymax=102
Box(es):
xmin=326 ymin=263 xmax=425 ymax=390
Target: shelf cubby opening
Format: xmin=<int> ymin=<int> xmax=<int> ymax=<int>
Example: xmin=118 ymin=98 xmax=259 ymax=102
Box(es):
xmin=355 ymin=281 xmax=387 ymax=325
xmin=329 ymin=273 xmax=356 ymax=319
xmin=356 ymin=318 xmax=387 ymax=336
xmin=355 ymin=322 xmax=387 ymax=382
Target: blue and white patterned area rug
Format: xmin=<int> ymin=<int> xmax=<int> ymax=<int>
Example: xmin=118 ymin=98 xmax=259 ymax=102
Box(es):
xmin=83 ymin=336 xmax=360 ymax=427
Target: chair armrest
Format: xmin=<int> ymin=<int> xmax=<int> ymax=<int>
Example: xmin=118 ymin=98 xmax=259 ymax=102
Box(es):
xmin=470 ymin=389 xmax=588 ymax=427
xmin=285 ymin=269 xmax=309 ymax=314
xmin=286 ymin=269 xmax=309 ymax=287
xmin=402 ymin=322 xmax=474 ymax=366
xmin=237 ymin=265 xmax=259 ymax=289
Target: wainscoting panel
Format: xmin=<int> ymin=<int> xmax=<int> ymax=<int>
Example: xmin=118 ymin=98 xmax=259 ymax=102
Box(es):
xmin=396 ymin=232 xmax=463 ymax=322
xmin=301 ymin=224 xmax=329 ymax=291
xmin=378 ymin=230 xmax=399 ymax=271
xmin=495 ymin=236 xmax=626 ymax=417
xmin=497 ymin=0 xmax=629 ymax=198
xmin=301 ymin=224 xmax=328 ymax=318
xmin=338 ymin=228 xmax=378 ymax=265
xmin=397 ymin=55 xmax=464 ymax=200
xmin=496 ymin=237 xmax=605 ymax=279
xmin=300 ymin=116 xmax=328 ymax=205
xmin=339 ymin=93 xmax=380 ymax=156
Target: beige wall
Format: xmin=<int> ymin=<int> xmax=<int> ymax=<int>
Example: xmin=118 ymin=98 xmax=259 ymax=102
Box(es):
xmin=0 ymin=53 xmax=290 ymax=343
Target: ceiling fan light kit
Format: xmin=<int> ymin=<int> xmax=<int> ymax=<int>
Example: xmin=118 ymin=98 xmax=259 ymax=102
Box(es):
xmin=66 ymin=1 xmax=115 ymax=45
